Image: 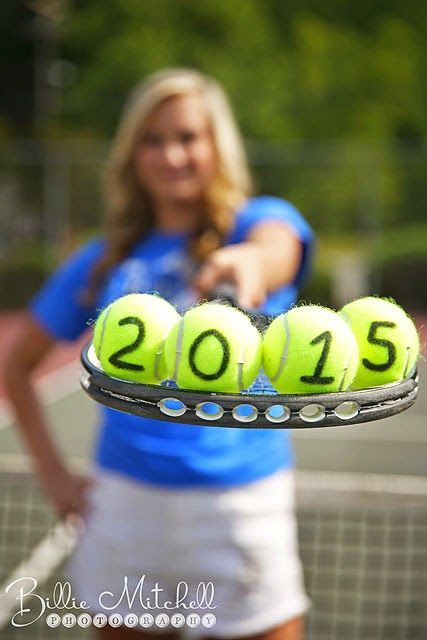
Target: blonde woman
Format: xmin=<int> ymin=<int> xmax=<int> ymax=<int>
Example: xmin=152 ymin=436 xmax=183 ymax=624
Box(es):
xmin=4 ymin=69 xmax=313 ymax=639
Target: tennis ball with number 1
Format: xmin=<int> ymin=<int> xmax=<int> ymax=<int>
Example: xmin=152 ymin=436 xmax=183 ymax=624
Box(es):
xmin=263 ymin=305 xmax=359 ymax=394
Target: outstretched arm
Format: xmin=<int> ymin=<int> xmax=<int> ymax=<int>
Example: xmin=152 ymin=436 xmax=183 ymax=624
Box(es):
xmin=194 ymin=221 xmax=302 ymax=309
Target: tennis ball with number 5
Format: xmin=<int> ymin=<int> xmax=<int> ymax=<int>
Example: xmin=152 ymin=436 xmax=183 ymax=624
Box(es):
xmin=263 ymin=305 xmax=359 ymax=394
xmin=339 ymin=296 xmax=420 ymax=389
xmin=94 ymin=293 xmax=180 ymax=383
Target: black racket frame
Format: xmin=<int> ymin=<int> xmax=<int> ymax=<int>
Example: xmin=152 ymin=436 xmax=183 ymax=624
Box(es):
xmin=80 ymin=342 xmax=418 ymax=429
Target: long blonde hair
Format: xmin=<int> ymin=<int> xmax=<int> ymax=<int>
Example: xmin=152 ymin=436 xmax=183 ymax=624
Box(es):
xmin=87 ymin=68 xmax=254 ymax=302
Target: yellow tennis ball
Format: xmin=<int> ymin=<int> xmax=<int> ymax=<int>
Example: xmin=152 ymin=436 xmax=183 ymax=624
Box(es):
xmin=263 ymin=305 xmax=359 ymax=394
xmin=94 ymin=293 xmax=180 ymax=383
xmin=164 ymin=302 xmax=262 ymax=392
xmin=339 ymin=296 xmax=420 ymax=389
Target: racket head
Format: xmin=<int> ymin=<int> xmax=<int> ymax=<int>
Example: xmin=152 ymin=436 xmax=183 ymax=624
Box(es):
xmin=80 ymin=341 xmax=418 ymax=429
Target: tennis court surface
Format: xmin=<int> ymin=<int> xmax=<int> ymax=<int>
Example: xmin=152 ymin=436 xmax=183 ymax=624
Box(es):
xmin=0 ymin=322 xmax=426 ymax=639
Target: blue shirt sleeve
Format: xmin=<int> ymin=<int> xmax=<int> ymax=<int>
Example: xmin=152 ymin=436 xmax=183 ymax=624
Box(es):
xmin=228 ymin=195 xmax=314 ymax=286
xmin=29 ymin=238 xmax=106 ymax=341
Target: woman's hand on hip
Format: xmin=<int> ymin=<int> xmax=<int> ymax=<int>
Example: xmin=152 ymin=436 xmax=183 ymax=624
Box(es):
xmin=39 ymin=463 xmax=95 ymax=522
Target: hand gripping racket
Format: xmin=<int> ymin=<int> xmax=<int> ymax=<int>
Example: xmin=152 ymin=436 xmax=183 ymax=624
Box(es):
xmin=79 ymin=294 xmax=418 ymax=429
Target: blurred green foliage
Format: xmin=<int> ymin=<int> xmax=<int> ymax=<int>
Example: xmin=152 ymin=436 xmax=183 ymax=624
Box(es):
xmin=57 ymin=0 xmax=427 ymax=241
xmin=1 ymin=1 xmax=427 ymax=310
xmin=58 ymin=0 xmax=427 ymax=141
xmin=370 ymin=226 xmax=427 ymax=311
xmin=0 ymin=242 xmax=46 ymax=309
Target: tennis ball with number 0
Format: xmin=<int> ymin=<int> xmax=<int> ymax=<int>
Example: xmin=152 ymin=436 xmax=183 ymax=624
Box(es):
xmin=94 ymin=293 xmax=180 ymax=383
xmin=164 ymin=302 xmax=262 ymax=392
xmin=339 ymin=296 xmax=420 ymax=389
xmin=263 ymin=305 xmax=359 ymax=394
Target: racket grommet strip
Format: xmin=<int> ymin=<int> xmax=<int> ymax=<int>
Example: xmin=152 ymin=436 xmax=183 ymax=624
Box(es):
xmin=195 ymin=402 xmax=224 ymax=421
xmin=158 ymin=398 xmax=187 ymax=418
xmin=80 ymin=367 xmax=91 ymax=390
xmin=265 ymin=405 xmax=291 ymax=423
xmin=80 ymin=342 xmax=418 ymax=429
xmin=299 ymin=404 xmax=326 ymax=423
xmin=334 ymin=401 xmax=361 ymax=421
xmin=232 ymin=404 xmax=258 ymax=423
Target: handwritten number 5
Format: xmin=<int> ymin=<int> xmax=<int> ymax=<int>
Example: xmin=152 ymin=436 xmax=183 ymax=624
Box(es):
xmin=362 ymin=321 xmax=396 ymax=371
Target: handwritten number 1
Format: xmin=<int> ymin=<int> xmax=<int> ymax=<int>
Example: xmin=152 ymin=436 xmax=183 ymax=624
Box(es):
xmin=300 ymin=331 xmax=335 ymax=386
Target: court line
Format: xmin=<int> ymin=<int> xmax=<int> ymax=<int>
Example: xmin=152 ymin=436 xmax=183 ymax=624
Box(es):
xmin=296 ymin=469 xmax=427 ymax=495
xmin=0 ymin=519 xmax=82 ymax=629
xmin=0 ymin=453 xmax=88 ymax=629
xmin=0 ymin=361 xmax=81 ymax=433
xmin=292 ymin=419 xmax=427 ymax=443
xmin=0 ymin=453 xmax=88 ymax=474
xmin=0 ymin=466 xmax=425 ymax=629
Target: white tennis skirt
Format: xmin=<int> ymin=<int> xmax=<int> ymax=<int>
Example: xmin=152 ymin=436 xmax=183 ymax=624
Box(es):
xmin=68 ymin=467 xmax=309 ymax=637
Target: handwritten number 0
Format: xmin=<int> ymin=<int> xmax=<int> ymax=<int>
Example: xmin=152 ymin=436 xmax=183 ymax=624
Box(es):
xmin=189 ymin=329 xmax=230 ymax=381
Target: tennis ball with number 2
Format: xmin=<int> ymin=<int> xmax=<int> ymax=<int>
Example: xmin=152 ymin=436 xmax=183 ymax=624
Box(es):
xmin=263 ymin=305 xmax=359 ymax=394
xmin=165 ymin=302 xmax=262 ymax=392
xmin=94 ymin=293 xmax=180 ymax=383
xmin=339 ymin=296 xmax=419 ymax=389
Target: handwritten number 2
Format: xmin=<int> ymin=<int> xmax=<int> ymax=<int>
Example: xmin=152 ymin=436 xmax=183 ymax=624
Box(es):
xmin=109 ymin=316 xmax=145 ymax=371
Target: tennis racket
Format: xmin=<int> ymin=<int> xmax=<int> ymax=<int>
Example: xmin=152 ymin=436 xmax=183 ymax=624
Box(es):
xmin=79 ymin=292 xmax=418 ymax=428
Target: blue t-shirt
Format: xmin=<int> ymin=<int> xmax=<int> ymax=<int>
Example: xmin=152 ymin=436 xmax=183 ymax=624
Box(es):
xmin=30 ymin=196 xmax=313 ymax=488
